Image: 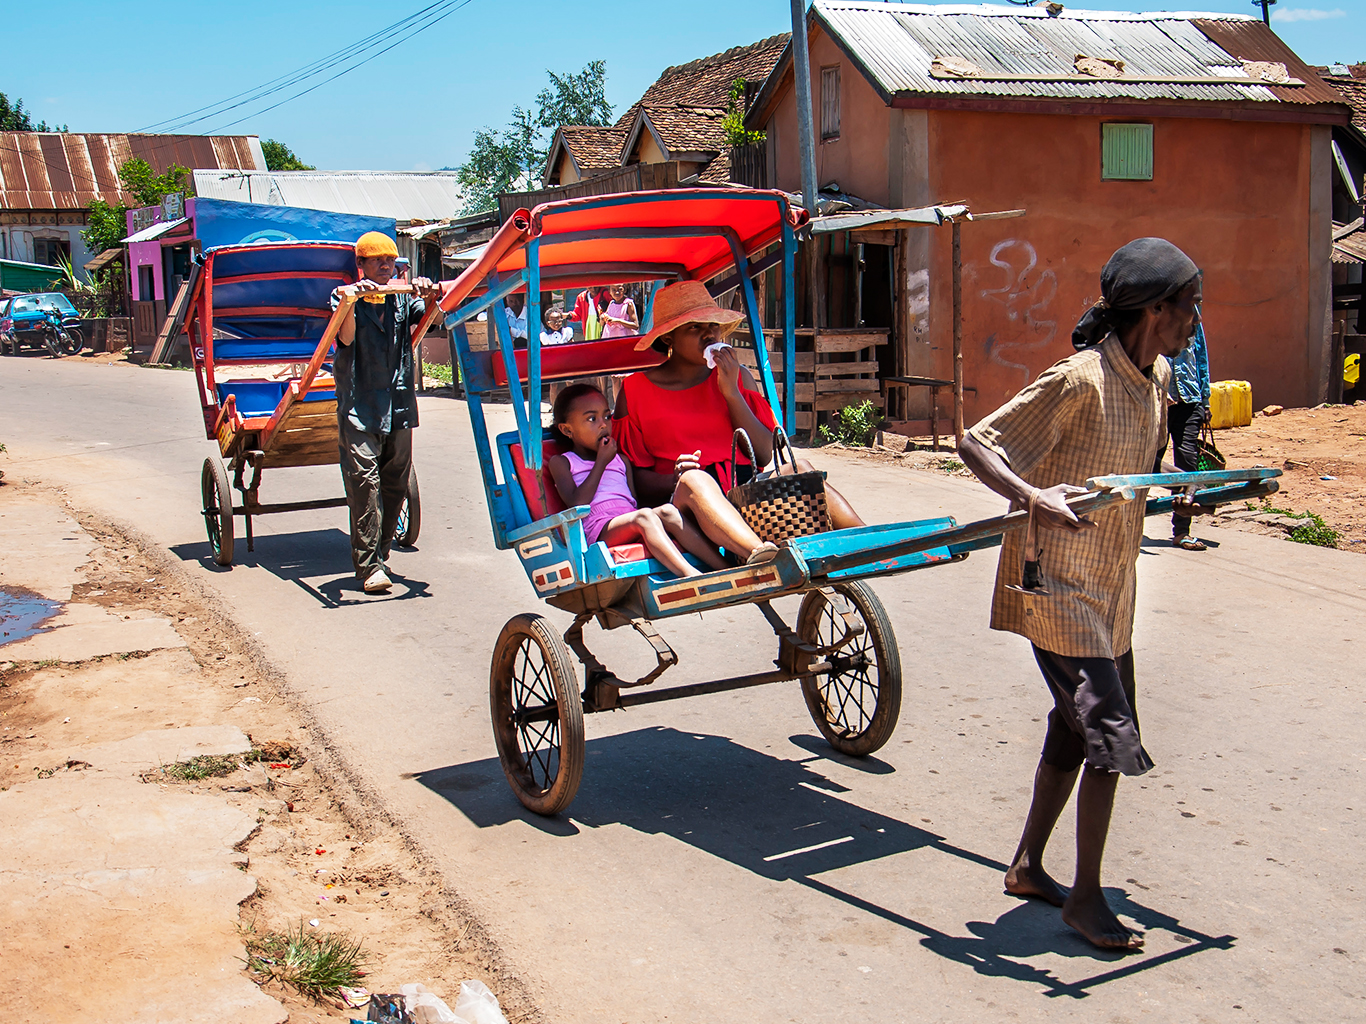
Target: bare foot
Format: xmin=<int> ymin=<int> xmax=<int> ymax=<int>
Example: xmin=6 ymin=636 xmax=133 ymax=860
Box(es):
xmin=1061 ymin=888 xmax=1145 ymax=950
xmin=1004 ymin=861 xmax=1070 ymax=908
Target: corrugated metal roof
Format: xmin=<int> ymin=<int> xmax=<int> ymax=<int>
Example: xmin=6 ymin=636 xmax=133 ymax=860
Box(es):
xmin=0 ymin=133 xmax=264 ymax=210
xmin=121 ymin=216 xmax=190 ymax=243
xmin=192 ymin=170 xmax=463 ymax=223
xmin=806 ymin=2 xmax=1346 ymax=109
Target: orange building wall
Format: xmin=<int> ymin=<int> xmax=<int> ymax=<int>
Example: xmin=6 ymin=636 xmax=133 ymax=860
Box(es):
xmin=923 ymin=110 xmax=1318 ymax=421
xmin=766 ymin=30 xmax=893 ymax=203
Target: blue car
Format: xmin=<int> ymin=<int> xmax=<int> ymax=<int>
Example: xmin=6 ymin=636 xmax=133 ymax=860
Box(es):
xmin=0 ymin=292 xmax=85 ymax=356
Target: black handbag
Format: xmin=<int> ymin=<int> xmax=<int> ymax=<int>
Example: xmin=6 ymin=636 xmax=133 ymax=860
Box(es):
xmin=726 ymin=427 xmax=830 ymax=543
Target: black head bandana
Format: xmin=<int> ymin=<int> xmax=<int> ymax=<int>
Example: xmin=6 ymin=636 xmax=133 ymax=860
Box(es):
xmin=1072 ymin=238 xmax=1200 ymax=350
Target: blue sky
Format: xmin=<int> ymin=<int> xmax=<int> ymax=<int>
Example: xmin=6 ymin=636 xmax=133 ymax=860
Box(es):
xmin=6 ymin=1 xmax=1364 ymax=172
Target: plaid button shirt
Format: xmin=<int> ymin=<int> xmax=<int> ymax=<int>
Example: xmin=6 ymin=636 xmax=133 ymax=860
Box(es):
xmin=967 ymin=335 xmax=1171 ymax=659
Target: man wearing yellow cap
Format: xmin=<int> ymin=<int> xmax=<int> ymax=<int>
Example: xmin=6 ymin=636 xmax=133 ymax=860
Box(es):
xmin=332 ymin=231 xmax=441 ymax=593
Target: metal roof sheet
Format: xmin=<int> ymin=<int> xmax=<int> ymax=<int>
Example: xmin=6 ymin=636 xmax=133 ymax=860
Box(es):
xmin=0 ymin=133 xmax=264 ymax=210
xmin=192 ymin=170 xmax=464 ymax=223
xmin=806 ymin=2 xmax=1345 ymax=108
xmin=121 ymin=216 xmax=190 ymax=244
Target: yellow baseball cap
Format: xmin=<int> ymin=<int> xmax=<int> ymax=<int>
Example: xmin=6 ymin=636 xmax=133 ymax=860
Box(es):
xmin=355 ymin=231 xmax=398 ymax=258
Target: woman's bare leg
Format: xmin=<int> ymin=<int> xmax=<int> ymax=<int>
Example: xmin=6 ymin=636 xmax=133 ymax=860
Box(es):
xmin=671 ymin=470 xmax=764 ymax=558
xmin=603 ymin=510 xmax=699 ymax=578
xmin=787 ymin=458 xmax=866 ymax=530
xmin=656 ymin=503 xmax=728 ymax=571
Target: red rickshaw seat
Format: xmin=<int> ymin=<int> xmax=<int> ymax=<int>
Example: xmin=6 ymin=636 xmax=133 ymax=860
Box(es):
xmin=491 ymin=335 xmax=665 ymax=386
xmin=508 ymin=440 xmax=647 ymax=564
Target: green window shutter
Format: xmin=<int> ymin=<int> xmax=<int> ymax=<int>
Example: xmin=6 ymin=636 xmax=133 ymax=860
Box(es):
xmin=1102 ymin=123 xmax=1153 ymax=181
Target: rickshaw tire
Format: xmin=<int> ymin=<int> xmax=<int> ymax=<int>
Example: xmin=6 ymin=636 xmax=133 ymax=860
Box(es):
xmin=797 ymin=581 xmax=902 ymax=757
xmin=489 ymin=613 xmax=585 ymax=816
xmin=202 ymin=457 xmax=234 ymax=567
xmin=396 ymin=463 xmax=421 ymax=547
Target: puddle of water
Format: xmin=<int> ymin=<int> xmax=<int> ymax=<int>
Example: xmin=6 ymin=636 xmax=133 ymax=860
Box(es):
xmin=0 ymin=587 xmax=64 ymax=648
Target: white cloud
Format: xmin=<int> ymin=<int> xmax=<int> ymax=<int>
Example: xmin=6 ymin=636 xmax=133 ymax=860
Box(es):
xmin=1271 ymin=7 xmax=1347 ymax=22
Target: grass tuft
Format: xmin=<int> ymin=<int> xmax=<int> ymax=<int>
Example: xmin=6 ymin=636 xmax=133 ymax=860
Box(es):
xmin=1249 ymin=501 xmax=1340 ymax=548
xmin=143 ymin=744 xmax=300 ymax=783
xmin=242 ymin=920 xmax=368 ymax=1000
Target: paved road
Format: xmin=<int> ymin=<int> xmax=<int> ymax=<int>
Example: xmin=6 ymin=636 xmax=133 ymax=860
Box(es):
xmin=2 ymin=357 xmax=1362 ymax=1023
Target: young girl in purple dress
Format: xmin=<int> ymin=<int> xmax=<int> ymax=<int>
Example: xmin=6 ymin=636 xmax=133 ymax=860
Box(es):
xmin=548 ymin=384 xmax=733 ymax=578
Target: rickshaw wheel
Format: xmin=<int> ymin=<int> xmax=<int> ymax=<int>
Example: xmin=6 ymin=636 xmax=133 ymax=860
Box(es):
xmin=395 ymin=464 xmax=421 ymax=547
xmin=490 ymin=614 xmax=585 ymax=815
xmin=796 ymin=581 xmax=902 ymax=757
xmin=201 ymin=457 xmax=234 ymax=567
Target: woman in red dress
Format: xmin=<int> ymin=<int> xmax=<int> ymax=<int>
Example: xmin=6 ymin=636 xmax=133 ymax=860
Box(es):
xmin=613 ymin=281 xmax=865 ymax=535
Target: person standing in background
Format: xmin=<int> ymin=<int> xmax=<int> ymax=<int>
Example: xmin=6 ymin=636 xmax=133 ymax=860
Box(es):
xmin=600 ymin=283 xmax=639 ymax=339
xmin=1164 ymin=319 xmax=1212 ymax=550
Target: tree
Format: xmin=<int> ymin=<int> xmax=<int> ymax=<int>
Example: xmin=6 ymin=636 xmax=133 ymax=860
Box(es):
xmin=457 ymin=62 xmax=613 ymax=215
xmin=534 ymin=61 xmax=613 ymax=133
xmin=722 ymin=79 xmax=765 ymax=148
xmin=262 ymin=139 xmax=315 ymax=171
xmin=0 ymin=92 xmax=66 ymax=132
xmin=81 ymin=158 xmax=190 ymax=256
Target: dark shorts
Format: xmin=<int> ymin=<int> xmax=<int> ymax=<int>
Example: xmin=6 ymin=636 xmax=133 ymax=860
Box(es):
xmin=1033 ymin=646 xmax=1154 ymax=777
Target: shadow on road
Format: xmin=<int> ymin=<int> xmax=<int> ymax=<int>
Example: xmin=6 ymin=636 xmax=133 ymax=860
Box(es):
xmin=415 ymin=725 xmax=1234 ymax=997
xmin=170 ymin=529 xmax=431 ymax=608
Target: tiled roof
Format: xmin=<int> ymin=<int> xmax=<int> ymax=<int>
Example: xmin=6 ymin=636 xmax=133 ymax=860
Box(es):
xmin=560 ymin=126 xmax=628 ymax=172
xmin=1319 ymin=71 xmax=1366 ymax=136
xmin=616 ymin=34 xmax=789 ymax=130
xmin=638 ymin=105 xmax=728 ymax=157
xmin=0 ymin=133 xmax=264 ymax=210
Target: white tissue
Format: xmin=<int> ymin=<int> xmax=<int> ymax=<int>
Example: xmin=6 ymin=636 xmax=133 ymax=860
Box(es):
xmin=704 ymin=342 xmax=732 ymax=369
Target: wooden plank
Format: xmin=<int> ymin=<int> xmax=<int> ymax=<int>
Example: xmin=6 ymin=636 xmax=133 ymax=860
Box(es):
xmin=731 ymin=348 xmax=816 ymax=373
xmin=817 ymin=377 xmax=883 ymax=394
xmin=848 ymin=229 xmax=898 ymax=246
xmin=814 ymin=360 xmax=880 ymax=377
xmin=813 ymin=390 xmax=882 ymax=411
xmin=795 ymin=411 xmax=814 ymax=431
xmin=150 ymin=266 xmax=198 ymax=364
xmin=816 ymin=332 xmax=888 ymax=353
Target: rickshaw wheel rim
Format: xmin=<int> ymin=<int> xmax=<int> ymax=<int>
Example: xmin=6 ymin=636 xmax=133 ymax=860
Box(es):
xmin=489 ymin=614 xmax=584 ymax=815
xmin=797 ymin=582 xmax=902 ymax=757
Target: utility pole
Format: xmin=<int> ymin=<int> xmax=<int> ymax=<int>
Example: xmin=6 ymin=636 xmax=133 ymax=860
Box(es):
xmin=790 ymin=0 xmax=818 ymax=217
xmin=1254 ymin=0 xmax=1276 ymax=27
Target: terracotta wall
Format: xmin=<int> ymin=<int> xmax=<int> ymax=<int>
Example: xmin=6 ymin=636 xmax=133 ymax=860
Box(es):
xmin=764 ymin=30 xmax=893 ymax=204
xmin=921 ymin=110 xmax=1321 ymax=420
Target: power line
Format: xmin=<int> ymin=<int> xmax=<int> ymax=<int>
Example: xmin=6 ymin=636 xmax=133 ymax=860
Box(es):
xmin=138 ymin=0 xmax=461 ymax=132
xmin=211 ymin=0 xmax=476 ymax=133
xmin=138 ymin=0 xmax=474 ymax=135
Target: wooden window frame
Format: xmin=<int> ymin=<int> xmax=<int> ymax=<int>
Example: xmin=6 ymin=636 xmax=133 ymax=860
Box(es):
xmin=1101 ymin=122 xmax=1154 ymax=181
xmin=821 ymin=65 xmax=841 ymax=141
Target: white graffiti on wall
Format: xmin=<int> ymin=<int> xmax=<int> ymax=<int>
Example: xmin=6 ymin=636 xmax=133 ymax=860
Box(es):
xmin=977 ymin=239 xmax=1058 ymax=383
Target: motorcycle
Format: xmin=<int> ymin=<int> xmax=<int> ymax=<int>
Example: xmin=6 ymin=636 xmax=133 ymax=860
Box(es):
xmin=39 ymin=308 xmax=82 ymax=357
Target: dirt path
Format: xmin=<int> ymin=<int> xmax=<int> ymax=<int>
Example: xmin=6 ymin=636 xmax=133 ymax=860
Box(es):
xmin=1212 ymin=403 xmax=1366 ymax=550
xmin=0 ymin=481 xmax=535 ymax=1023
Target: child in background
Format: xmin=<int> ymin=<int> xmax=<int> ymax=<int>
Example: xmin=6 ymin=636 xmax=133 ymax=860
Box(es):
xmin=549 ymin=384 xmax=727 ymax=578
xmin=541 ymin=306 xmax=574 ymax=346
xmin=599 ymin=283 xmax=639 ymax=338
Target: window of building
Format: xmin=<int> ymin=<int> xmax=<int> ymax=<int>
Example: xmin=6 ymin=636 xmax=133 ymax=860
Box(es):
xmin=821 ymin=66 xmax=841 ymax=141
xmin=138 ymin=265 xmax=155 ymax=302
xmin=33 ymin=238 xmax=70 ymax=266
xmin=1102 ymin=123 xmax=1153 ymax=180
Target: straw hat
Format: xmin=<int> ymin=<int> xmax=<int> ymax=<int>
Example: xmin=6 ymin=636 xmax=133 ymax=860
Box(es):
xmin=355 ymin=231 xmax=398 ymax=258
xmin=635 ymin=280 xmax=744 ymax=351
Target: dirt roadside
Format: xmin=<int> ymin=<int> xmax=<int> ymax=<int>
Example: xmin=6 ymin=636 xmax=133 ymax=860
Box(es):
xmin=0 ymin=480 xmax=537 ymax=1024
xmin=823 ymin=402 xmax=1366 ymax=553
